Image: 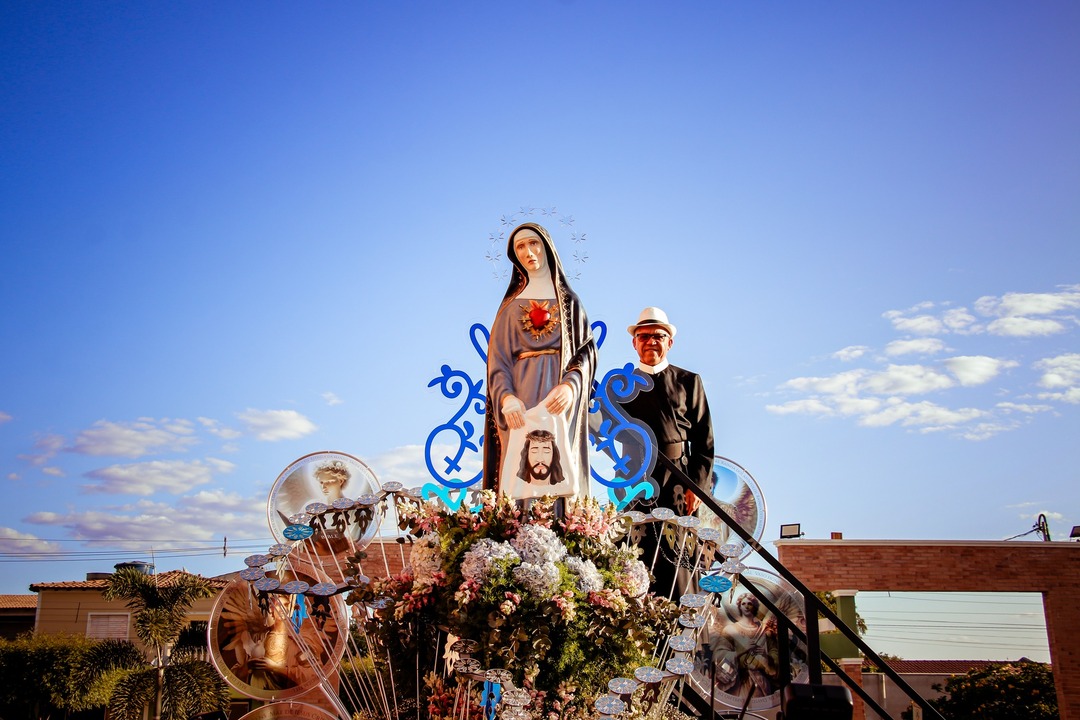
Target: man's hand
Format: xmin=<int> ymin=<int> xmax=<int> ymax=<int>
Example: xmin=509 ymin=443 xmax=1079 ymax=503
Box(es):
xmin=543 ymin=382 xmax=574 ymax=415
xmin=502 ymin=395 xmax=526 ymax=429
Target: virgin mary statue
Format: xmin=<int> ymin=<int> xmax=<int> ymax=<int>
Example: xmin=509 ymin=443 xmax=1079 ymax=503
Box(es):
xmin=483 ymin=223 xmax=596 ymax=497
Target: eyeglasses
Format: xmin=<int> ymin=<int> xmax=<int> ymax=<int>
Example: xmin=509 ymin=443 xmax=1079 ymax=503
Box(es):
xmin=635 ymin=332 xmax=670 ymax=343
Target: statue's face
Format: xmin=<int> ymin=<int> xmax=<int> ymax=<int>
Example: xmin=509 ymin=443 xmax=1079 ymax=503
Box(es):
xmin=317 ymin=472 xmax=346 ymax=497
xmin=527 ymin=439 xmax=554 ymax=480
xmin=513 ymin=231 xmax=546 ymax=272
xmin=633 ymin=325 xmax=674 ymax=366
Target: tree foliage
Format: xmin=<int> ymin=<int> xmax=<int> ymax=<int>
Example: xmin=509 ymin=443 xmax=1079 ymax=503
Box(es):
xmin=0 ymin=632 xmax=140 ymax=719
xmin=927 ymin=660 xmax=1057 ymax=720
xmin=92 ymin=568 xmax=229 ymax=720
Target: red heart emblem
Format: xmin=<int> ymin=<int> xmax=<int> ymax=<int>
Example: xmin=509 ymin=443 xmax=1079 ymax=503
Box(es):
xmin=529 ymin=306 xmax=550 ymax=328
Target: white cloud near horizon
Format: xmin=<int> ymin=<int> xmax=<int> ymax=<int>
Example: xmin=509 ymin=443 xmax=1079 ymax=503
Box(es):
xmin=236 ymin=409 xmax=317 ymax=441
xmin=322 ymin=392 xmax=343 ymax=406
xmin=0 ymin=527 xmax=61 ymax=555
xmin=0 ymin=411 xmax=11 ymax=424
xmin=197 ymin=417 xmax=243 ymax=440
xmin=768 ymin=285 xmax=1078 ymax=439
xmin=71 ymin=418 xmax=198 ymax=457
xmin=83 ymin=458 xmax=236 ymax=495
xmin=17 ymin=433 xmax=65 ymax=466
xmin=25 ymin=489 xmax=270 ymax=545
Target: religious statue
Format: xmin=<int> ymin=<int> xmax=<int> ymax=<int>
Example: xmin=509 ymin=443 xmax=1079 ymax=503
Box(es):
xmin=483 ymin=223 xmax=596 ymax=498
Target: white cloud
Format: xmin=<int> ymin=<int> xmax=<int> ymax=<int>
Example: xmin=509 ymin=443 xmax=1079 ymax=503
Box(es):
xmin=784 ymin=370 xmax=867 ymax=396
xmin=884 ymin=314 xmax=944 ymax=336
xmin=197 ymin=417 xmax=243 ymax=440
xmin=71 ymin=418 xmax=197 ymax=458
xmin=765 ymin=398 xmax=836 ymax=416
xmin=17 ymin=433 xmax=65 ymax=466
xmin=942 ymin=307 xmax=980 ymax=334
xmin=859 ymin=400 xmax=985 ymax=429
xmin=987 ymin=316 xmax=1067 ymax=337
xmin=0 ymin=527 xmax=61 ymax=555
xmin=237 ymin=409 xmax=317 ymax=441
xmin=0 ymin=411 xmax=11 ymax=424
xmin=861 ymin=365 xmax=954 ymax=395
xmin=885 ymin=338 xmax=946 ymax=357
xmin=26 ymin=491 xmax=269 ymax=545
xmin=833 ymin=346 xmax=869 ymax=362
xmin=1038 ymin=387 xmax=1080 ymax=404
xmin=996 ymin=402 xmax=1053 ymax=414
xmin=42 ymin=467 xmax=65 ymax=477
xmin=6 ymin=473 xmax=18 ymax=481
xmin=322 ymin=392 xmax=344 ymax=406
xmin=1034 ymin=353 xmax=1080 ymax=389
xmin=943 ymin=356 xmax=1018 ymax=387
xmin=83 ymin=458 xmax=236 ymax=495
xmin=975 ymin=287 xmax=1080 ymax=318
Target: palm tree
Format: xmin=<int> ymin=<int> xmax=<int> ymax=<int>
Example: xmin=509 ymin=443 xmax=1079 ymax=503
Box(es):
xmin=100 ymin=567 xmax=230 ymax=720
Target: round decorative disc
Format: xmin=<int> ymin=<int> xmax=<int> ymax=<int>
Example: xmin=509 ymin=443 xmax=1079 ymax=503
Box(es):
xmin=304 ymin=501 xmax=329 ymax=515
xmin=287 ymin=512 xmax=312 ymax=525
xmin=719 ymin=543 xmax=743 ymax=558
xmin=699 ymin=574 xmax=734 ymax=593
xmin=244 ymin=554 xmax=272 ymax=568
xmin=633 ymin=666 xmax=665 ymax=683
xmin=667 ymin=634 xmax=696 ymax=653
xmin=621 ymin=510 xmax=647 ymax=523
xmin=678 ymin=612 xmax=707 ymax=629
xmin=310 ymin=582 xmax=338 ymax=596
xmin=720 ymin=560 xmax=747 ymax=574
xmin=381 ymin=481 xmax=403 ymax=492
xmin=346 ymin=574 xmax=370 ymax=586
xmin=283 ymin=524 xmax=314 ymax=540
xmin=697 ymin=527 xmax=722 ymax=542
xmin=356 ymin=493 xmax=381 ymax=506
xmin=239 ymin=568 xmax=265 ymax=581
xmin=367 ymin=598 xmax=388 ymax=609
xmin=608 ymin=677 xmax=638 ymax=695
xmin=595 ymin=695 xmax=627 ymax=715
xmin=665 ymin=657 xmax=694 ymax=675
xmin=455 ymin=657 xmax=482 ymax=676
xmin=651 ymin=507 xmax=675 ymax=521
xmin=676 ymin=515 xmax=701 ymax=528
xmin=450 ymin=638 xmax=479 ymax=654
xmin=502 ymin=688 xmax=531 ymax=706
xmin=486 ymin=669 xmax=512 ymax=684
xmin=332 ymin=497 xmax=355 ymax=510
xmin=280 ymin=580 xmax=310 ymax=594
xmin=679 ymin=593 xmax=707 ymax=608
xmin=268 ymin=543 xmax=294 ymax=557
xmin=253 ymin=576 xmax=280 ymax=592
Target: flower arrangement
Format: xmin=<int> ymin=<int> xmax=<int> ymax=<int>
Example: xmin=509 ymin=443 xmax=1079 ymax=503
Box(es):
xmin=346 ymin=491 xmax=679 ymax=719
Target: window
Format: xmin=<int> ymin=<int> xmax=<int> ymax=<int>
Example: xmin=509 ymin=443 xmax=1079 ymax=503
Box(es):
xmin=87 ymin=612 xmax=129 ymax=639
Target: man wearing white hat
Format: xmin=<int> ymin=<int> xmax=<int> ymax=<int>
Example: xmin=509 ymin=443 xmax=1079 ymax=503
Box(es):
xmin=620 ymin=307 xmax=714 ymax=592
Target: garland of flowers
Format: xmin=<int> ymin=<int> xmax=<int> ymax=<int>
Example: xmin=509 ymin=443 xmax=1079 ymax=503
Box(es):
xmin=346 ymin=492 xmax=679 ymax=719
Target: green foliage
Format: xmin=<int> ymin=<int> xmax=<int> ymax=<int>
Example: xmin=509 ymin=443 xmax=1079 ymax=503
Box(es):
xmin=95 ymin=569 xmax=227 ymax=720
xmin=923 ymin=661 xmax=1057 ymax=720
xmin=0 ymin=632 xmax=140 ymax=719
xmin=102 ymin=568 xmax=216 ymax=656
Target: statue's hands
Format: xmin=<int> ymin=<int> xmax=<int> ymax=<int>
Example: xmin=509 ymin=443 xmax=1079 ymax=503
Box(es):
xmin=501 ymin=395 xmax=526 ymax=429
xmin=543 ymin=383 xmax=574 ymax=416
xmin=684 ymin=490 xmax=700 ymax=516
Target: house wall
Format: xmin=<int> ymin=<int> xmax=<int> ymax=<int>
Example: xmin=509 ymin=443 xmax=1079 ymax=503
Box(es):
xmin=777 ymin=539 xmax=1080 ymax=720
xmin=35 ymin=587 xmax=217 ymax=646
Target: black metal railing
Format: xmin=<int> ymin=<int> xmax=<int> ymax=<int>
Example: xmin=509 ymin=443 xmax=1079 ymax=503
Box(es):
xmin=654 ymin=453 xmax=946 ymax=720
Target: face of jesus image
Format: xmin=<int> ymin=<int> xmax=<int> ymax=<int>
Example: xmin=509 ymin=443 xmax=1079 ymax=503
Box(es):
xmin=517 ymin=429 xmax=564 ymax=486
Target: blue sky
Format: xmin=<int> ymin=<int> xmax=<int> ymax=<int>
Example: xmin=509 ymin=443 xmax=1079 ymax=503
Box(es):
xmin=2 ymin=2 xmax=1076 ymax=662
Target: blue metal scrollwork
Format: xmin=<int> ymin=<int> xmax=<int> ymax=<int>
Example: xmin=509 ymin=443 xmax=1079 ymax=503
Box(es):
xmin=589 ymin=363 xmax=659 ymax=510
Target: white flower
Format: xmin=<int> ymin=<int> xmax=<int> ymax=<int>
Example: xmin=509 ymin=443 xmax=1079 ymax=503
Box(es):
xmin=512 ymin=561 xmax=562 ymax=598
xmin=617 ymin=556 xmax=651 ymax=598
xmin=510 ymin=524 xmax=566 ymax=565
xmin=409 ymin=533 xmax=443 ymax=586
xmin=565 ymin=556 xmax=604 ymax=593
xmin=460 ymin=538 xmax=520 ymax=584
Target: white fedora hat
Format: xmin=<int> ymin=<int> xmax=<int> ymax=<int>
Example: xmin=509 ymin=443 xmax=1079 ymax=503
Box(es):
xmin=627 ymin=306 xmax=677 ymax=337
